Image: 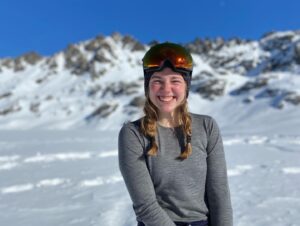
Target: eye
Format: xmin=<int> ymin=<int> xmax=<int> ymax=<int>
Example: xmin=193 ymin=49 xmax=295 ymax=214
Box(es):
xmin=151 ymin=79 xmax=161 ymax=84
xmin=172 ymin=79 xmax=183 ymax=84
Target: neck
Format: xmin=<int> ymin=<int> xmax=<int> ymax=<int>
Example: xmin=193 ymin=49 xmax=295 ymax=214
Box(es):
xmin=158 ymin=112 xmax=180 ymax=128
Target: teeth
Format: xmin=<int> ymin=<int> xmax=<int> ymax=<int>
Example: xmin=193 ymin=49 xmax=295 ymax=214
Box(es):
xmin=159 ymin=96 xmax=173 ymax=102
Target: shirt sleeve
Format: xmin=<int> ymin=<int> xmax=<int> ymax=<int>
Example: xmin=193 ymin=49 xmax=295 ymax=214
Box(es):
xmin=205 ymin=118 xmax=233 ymax=226
xmin=118 ymin=123 xmax=176 ymax=226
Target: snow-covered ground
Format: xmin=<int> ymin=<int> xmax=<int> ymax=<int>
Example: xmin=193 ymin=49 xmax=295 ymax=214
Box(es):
xmin=1 ymin=31 xmax=300 ymax=225
xmin=0 ymin=126 xmax=299 ymax=226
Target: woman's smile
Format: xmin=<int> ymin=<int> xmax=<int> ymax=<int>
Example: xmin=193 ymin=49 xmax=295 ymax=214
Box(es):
xmin=148 ymin=67 xmax=186 ymax=116
xmin=157 ymin=95 xmax=175 ymax=102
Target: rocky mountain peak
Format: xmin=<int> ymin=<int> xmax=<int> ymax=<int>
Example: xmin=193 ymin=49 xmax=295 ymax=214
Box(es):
xmin=0 ymin=30 xmax=300 ymax=129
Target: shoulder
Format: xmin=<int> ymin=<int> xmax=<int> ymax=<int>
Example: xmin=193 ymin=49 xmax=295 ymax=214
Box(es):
xmin=190 ymin=112 xmax=213 ymax=121
xmin=190 ymin=113 xmax=217 ymax=125
xmin=118 ymin=117 xmax=147 ymax=152
xmin=118 ymin=117 xmax=145 ymax=141
xmin=189 ymin=113 xmax=220 ymax=135
xmin=119 ymin=117 xmax=143 ymax=133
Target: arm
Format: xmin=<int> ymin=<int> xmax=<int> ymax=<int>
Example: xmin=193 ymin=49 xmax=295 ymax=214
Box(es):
xmin=205 ymin=118 xmax=233 ymax=226
xmin=118 ymin=124 xmax=176 ymax=226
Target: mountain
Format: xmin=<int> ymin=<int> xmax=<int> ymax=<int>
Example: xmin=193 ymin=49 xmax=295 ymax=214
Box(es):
xmin=0 ymin=31 xmax=300 ymax=131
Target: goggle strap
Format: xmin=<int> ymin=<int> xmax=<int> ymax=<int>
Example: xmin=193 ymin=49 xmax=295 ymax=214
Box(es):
xmin=144 ymin=59 xmax=192 ymax=76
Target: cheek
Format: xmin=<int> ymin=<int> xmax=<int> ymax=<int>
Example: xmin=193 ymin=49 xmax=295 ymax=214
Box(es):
xmin=148 ymin=86 xmax=157 ymax=100
xmin=149 ymin=84 xmax=160 ymax=93
xmin=174 ymin=84 xmax=187 ymax=95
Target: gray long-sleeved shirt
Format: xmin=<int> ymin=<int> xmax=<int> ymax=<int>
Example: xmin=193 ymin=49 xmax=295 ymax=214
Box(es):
xmin=118 ymin=113 xmax=233 ymax=226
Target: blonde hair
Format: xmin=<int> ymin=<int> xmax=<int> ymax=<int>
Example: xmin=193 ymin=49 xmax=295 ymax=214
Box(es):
xmin=140 ymin=96 xmax=192 ymax=160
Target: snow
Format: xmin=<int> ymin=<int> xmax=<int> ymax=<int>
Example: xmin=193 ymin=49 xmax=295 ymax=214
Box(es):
xmin=0 ymin=123 xmax=299 ymax=226
xmin=1 ymin=31 xmax=300 ymax=132
xmin=0 ymin=31 xmax=300 ymax=225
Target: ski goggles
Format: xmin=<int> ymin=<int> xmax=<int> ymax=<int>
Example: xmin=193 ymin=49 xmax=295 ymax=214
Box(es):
xmin=142 ymin=42 xmax=193 ymax=74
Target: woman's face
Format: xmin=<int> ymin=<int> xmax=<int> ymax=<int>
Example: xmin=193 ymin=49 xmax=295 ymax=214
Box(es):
xmin=148 ymin=67 xmax=187 ymax=117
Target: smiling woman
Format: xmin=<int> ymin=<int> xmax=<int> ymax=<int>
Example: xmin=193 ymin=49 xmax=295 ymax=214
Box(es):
xmin=148 ymin=68 xmax=186 ymax=120
xmin=118 ymin=42 xmax=233 ymax=226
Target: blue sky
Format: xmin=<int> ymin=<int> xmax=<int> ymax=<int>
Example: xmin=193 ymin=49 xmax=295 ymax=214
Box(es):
xmin=0 ymin=0 xmax=299 ymax=57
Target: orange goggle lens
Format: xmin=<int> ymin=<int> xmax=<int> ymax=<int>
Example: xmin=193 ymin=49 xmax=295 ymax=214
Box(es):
xmin=142 ymin=43 xmax=193 ymax=71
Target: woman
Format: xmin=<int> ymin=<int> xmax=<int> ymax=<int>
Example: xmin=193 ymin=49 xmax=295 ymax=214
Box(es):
xmin=118 ymin=43 xmax=233 ymax=226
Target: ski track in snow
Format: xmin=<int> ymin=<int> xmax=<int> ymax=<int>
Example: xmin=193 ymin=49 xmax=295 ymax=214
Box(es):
xmin=1 ymin=135 xmax=300 ymax=195
xmin=0 ymin=133 xmax=300 ymax=226
xmin=0 ymin=174 xmax=123 ymax=194
xmin=0 ymin=134 xmax=298 ymax=172
xmin=0 ymin=150 xmax=118 ymax=171
xmin=227 ymin=165 xmax=254 ymax=176
xmin=0 ymin=147 xmax=121 ymax=195
xmin=282 ymin=167 xmax=300 ymax=174
xmin=223 ymin=134 xmax=300 ymax=146
xmin=0 ymin=149 xmax=121 ymax=194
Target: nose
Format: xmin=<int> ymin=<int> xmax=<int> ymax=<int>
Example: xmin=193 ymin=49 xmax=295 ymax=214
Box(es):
xmin=160 ymin=80 xmax=172 ymax=92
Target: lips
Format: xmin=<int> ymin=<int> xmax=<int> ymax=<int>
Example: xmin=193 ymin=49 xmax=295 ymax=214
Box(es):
xmin=158 ymin=96 xmax=174 ymax=102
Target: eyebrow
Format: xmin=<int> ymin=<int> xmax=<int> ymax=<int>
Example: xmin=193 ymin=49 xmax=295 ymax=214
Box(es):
xmin=151 ymin=75 xmax=162 ymax=79
xmin=151 ymin=75 xmax=183 ymax=80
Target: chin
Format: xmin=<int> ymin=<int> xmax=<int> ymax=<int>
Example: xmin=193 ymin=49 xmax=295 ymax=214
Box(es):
xmin=158 ymin=108 xmax=175 ymax=114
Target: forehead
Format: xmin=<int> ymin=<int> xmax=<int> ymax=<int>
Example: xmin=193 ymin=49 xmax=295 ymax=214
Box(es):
xmin=151 ymin=67 xmax=183 ymax=78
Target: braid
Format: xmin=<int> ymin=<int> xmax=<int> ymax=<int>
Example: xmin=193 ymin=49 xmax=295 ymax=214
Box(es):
xmin=141 ymin=98 xmax=159 ymax=157
xmin=177 ymin=100 xmax=192 ymax=160
xmin=141 ymin=97 xmax=192 ymax=160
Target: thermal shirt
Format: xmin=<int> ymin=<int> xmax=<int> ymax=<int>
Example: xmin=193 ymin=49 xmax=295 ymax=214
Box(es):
xmin=118 ymin=113 xmax=233 ymax=226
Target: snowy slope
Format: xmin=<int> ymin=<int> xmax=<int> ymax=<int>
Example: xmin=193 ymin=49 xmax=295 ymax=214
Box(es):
xmin=0 ymin=31 xmax=300 ymax=131
xmin=0 ymin=31 xmax=300 ymax=226
xmin=0 ymin=129 xmax=299 ymax=226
